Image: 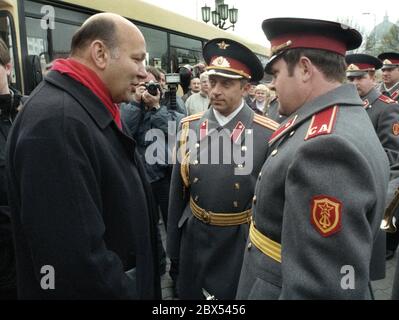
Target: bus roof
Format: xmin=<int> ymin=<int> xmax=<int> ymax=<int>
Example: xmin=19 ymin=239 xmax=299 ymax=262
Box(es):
xmin=59 ymin=0 xmax=269 ymax=56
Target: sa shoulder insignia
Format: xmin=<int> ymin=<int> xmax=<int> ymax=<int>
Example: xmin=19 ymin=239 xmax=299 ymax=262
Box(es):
xmin=379 ymin=94 xmax=396 ymax=104
xmin=393 ymin=123 xmax=399 ymax=136
xmin=311 ymin=195 xmax=342 ymax=237
xmin=305 ymin=106 xmax=338 ymax=141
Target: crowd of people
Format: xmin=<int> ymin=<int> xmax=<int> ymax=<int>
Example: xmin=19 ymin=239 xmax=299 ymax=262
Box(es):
xmin=1 ymin=11 xmax=399 ymax=300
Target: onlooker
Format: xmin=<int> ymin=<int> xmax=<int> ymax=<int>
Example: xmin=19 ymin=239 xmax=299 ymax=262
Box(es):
xmin=0 ymin=38 xmax=21 ymax=300
xmin=181 ymin=77 xmax=200 ymax=102
xmin=6 ymin=13 xmax=161 ymax=299
xmin=185 ymin=72 xmax=210 ymax=115
xmin=249 ymin=84 xmax=271 ymax=115
xmin=244 ymin=81 xmax=257 ymax=106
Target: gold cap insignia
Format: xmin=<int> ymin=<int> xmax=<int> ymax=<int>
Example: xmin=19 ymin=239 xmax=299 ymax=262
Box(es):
xmin=271 ymin=40 xmax=292 ymax=56
xmin=212 ymin=56 xmax=231 ymax=68
xmin=384 ymin=59 xmax=393 ymax=65
xmin=217 ymin=41 xmax=230 ymax=50
xmin=347 ymin=64 xmax=359 ymax=71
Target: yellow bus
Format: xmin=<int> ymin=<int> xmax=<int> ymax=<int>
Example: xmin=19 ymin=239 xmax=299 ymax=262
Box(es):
xmin=0 ymin=0 xmax=269 ymax=94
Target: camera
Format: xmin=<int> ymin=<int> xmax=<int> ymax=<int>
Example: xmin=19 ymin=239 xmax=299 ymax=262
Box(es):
xmin=145 ymin=81 xmax=161 ymax=96
xmin=163 ymin=73 xmax=181 ymax=110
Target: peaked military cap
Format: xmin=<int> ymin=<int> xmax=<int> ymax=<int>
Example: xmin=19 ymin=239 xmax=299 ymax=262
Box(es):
xmin=202 ymin=38 xmax=264 ymax=82
xmin=262 ymin=17 xmax=363 ymax=74
xmin=378 ymin=52 xmax=399 ymax=70
xmin=345 ymin=54 xmax=382 ymax=77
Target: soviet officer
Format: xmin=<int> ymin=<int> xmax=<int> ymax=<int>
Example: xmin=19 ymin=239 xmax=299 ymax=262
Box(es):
xmin=378 ymin=52 xmax=399 ymax=102
xmin=167 ymin=38 xmax=278 ymax=300
xmin=346 ymin=54 xmax=399 ymax=268
xmin=236 ymin=18 xmax=389 ymax=299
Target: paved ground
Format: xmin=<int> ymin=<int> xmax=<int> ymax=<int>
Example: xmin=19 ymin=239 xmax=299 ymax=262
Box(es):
xmin=159 ymin=220 xmax=397 ymax=300
xmin=371 ymin=249 xmax=397 ymax=300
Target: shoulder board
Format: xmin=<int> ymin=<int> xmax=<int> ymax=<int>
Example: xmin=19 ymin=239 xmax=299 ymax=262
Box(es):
xmin=253 ymin=114 xmax=279 ymax=131
xmin=181 ymin=111 xmax=205 ymax=123
xmin=379 ymin=94 xmax=397 ymax=104
xmin=391 ymin=90 xmax=399 ymax=101
xmin=304 ymin=105 xmax=338 ymax=141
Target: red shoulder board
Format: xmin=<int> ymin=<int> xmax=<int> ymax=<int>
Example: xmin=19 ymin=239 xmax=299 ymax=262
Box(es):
xmin=304 ymin=105 xmax=338 ymax=141
xmin=230 ymin=121 xmax=245 ymax=143
xmin=200 ymin=119 xmax=208 ymax=140
xmin=311 ymin=195 xmax=342 ymax=237
xmin=392 ymin=90 xmax=399 ymax=101
xmin=268 ymin=115 xmax=298 ymax=145
xmin=379 ymin=94 xmax=397 ymax=104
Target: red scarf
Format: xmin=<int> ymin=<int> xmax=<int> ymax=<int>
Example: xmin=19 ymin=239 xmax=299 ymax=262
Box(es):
xmin=52 ymin=58 xmax=122 ymax=129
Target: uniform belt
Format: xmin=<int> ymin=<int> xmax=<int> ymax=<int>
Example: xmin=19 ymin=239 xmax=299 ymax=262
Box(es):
xmin=249 ymin=222 xmax=281 ymax=263
xmin=190 ymin=197 xmax=252 ymax=226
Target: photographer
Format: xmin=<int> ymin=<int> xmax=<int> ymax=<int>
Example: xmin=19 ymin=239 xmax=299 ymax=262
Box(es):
xmin=0 ymin=38 xmax=21 ymax=299
xmin=121 ymin=66 xmax=184 ymax=275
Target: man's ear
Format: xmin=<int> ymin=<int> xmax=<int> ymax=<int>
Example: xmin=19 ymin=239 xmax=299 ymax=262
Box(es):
xmin=298 ymin=56 xmax=313 ymax=82
xmin=89 ymin=40 xmax=109 ymax=70
xmin=5 ymin=62 xmax=12 ymax=76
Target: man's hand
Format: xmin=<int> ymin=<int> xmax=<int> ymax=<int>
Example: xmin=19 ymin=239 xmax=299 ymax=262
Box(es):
xmin=142 ymin=89 xmax=161 ymax=110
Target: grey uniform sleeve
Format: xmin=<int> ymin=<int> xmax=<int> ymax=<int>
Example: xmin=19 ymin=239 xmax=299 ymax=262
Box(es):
xmin=280 ymin=135 xmax=387 ymax=299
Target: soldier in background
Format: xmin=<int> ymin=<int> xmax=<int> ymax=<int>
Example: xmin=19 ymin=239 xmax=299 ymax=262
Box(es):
xmin=378 ymin=52 xmax=399 ymax=102
xmin=346 ymin=53 xmax=399 ymax=281
xmin=167 ymin=38 xmax=278 ymax=299
xmin=236 ymin=17 xmax=389 ymax=299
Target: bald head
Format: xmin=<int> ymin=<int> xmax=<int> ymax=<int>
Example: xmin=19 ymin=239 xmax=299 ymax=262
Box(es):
xmin=71 ymin=13 xmax=143 ymax=57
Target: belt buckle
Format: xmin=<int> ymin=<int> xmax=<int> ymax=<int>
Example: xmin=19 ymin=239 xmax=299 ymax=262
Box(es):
xmin=201 ymin=210 xmax=211 ymax=224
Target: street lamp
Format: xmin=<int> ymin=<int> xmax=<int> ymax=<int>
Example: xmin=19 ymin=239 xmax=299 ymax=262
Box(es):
xmin=201 ymin=0 xmax=238 ymax=30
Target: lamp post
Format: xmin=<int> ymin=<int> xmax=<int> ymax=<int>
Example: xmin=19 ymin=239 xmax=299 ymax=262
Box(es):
xmin=362 ymin=12 xmax=377 ymax=55
xmin=201 ymin=0 xmax=238 ymax=31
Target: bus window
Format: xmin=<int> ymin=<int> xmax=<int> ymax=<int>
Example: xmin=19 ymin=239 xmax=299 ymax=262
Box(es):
xmin=0 ymin=13 xmax=19 ymax=90
xmin=137 ymin=25 xmax=168 ymax=71
xmin=170 ymin=34 xmax=203 ymax=72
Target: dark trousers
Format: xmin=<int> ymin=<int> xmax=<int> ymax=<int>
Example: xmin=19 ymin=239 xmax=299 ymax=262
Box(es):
xmin=151 ymin=175 xmax=171 ymax=228
xmin=151 ymin=175 xmax=171 ymax=275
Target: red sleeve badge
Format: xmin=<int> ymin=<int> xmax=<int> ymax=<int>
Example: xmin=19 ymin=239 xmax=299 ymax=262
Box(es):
xmin=311 ymin=195 xmax=342 ymax=237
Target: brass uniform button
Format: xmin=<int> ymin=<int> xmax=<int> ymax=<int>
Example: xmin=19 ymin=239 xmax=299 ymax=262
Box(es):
xmin=234 ymin=183 xmax=240 ymax=190
xmin=194 ymin=195 xmax=199 ymax=202
xmin=271 ymin=149 xmax=278 ymax=156
xmin=290 ymin=130 xmax=295 ymax=137
xmin=193 ymin=177 xmax=199 ymax=183
xmin=233 ymin=201 xmax=239 ymax=208
xmin=247 ymin=242 xmax=252 ymax=250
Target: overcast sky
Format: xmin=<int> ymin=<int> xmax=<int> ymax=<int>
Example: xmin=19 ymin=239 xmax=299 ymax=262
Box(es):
xmin=143 ymin=0 xmax=399 ymax=46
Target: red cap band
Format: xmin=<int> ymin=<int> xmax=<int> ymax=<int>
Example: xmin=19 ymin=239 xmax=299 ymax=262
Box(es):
xmin=271 ymin=34 xmax=347 ymax=56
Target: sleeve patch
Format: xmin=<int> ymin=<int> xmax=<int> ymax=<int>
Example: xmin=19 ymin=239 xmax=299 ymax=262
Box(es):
xmin=311 ymin=195 xmax=342 ymax=237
